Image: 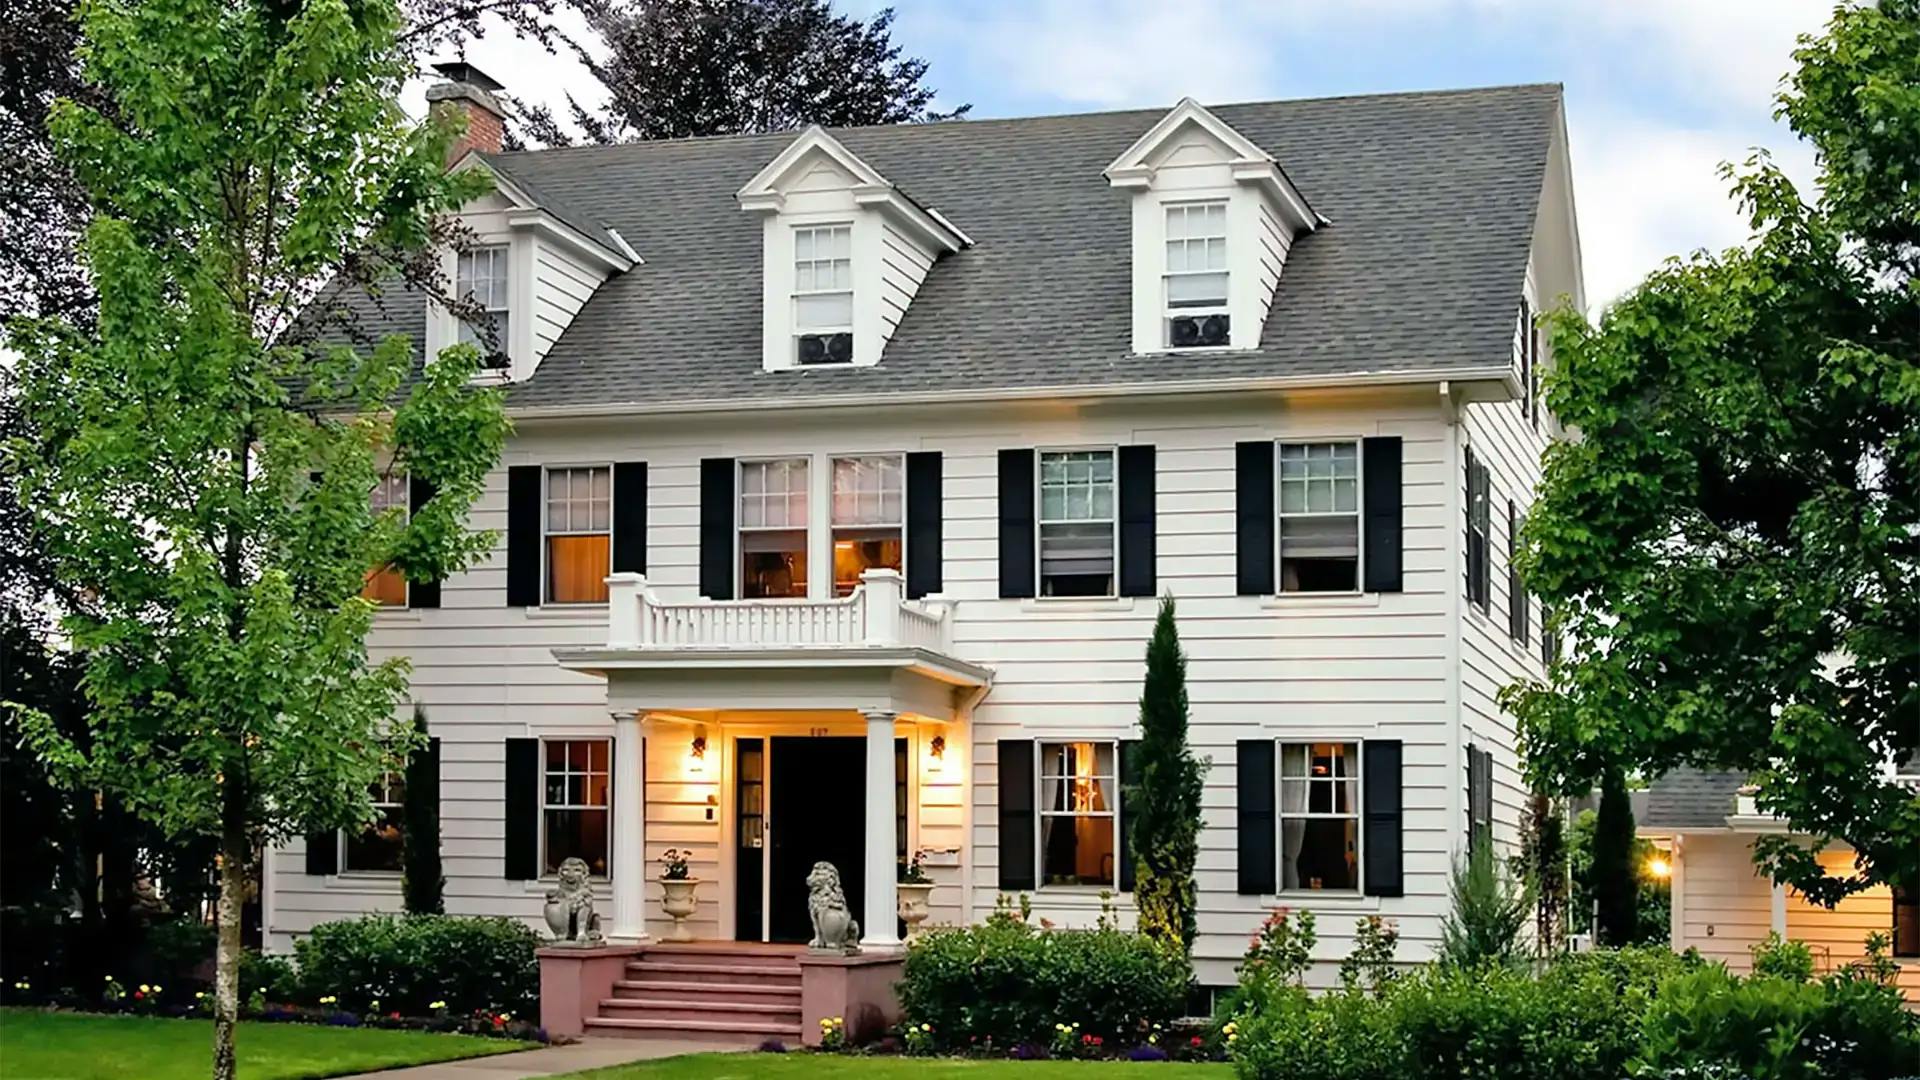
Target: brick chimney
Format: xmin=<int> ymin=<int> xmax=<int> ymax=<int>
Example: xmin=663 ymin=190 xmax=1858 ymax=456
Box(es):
xmin=426 ymin=61 xmax=507 ymax=162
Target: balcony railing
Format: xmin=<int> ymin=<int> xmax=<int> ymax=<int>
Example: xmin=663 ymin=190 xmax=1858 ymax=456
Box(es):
xmin=604 ymin=569 xmax=953 ymax=653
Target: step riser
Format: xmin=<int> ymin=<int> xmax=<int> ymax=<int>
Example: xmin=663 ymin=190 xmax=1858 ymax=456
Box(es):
xmin=612 ymin=985 xmax=800 ymax=1007
xmin=583 ymin=1019 xmax=801 ymax=1047
xmin=598 ymin=1001 xmax=801 ymax=1025
xmin=626 ymin=966 xmax=799 ymax=987
xmin=635 ymin=949 xmax=804 ymax=969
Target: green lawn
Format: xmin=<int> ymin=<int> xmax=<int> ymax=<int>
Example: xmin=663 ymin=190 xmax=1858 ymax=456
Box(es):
xmin=567 ymin=1052 xmax=1234 ymax=1079
xmin=0 ymin=1008 xmax=534 ymax=1080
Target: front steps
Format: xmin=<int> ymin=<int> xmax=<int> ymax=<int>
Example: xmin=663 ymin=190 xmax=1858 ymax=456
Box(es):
xmin=583 ymin=943 xmax=805 ymax=1046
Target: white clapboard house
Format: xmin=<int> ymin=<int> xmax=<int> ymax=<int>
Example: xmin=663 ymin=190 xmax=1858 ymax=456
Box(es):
xmin=266 ymin=64 xmax=1584 ymax=1036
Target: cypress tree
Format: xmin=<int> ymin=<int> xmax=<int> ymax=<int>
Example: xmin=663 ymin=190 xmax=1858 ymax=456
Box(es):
xmin=1592 ymin=766 xmax=1638 ymax=946
xmin=1129 ymin=595 xmax=1206 ymax=952
xmin=402 ymin=705 xmax=444 ymax=914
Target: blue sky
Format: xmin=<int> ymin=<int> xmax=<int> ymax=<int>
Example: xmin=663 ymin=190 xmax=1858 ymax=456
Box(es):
xmin=449 ymin=0 xmax=1831 ymax=311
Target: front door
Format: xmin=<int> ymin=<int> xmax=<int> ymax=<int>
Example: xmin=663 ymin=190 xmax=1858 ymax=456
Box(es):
xmin=767 ymin=736 xmax=867 ymax=943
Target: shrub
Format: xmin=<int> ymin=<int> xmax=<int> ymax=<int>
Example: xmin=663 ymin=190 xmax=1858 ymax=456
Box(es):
xmin=293 ymin=914 xmax=538 ymax=1017
xmin=898 ymin=918 xmax=1190 ymax=1051
xmin=1337 ymin=916 xmax=1399 ymax=995
xmin=1436 ymin=839 xmax=1528 ymax=969
xmin=1750 ymin=932 xmax=1815 ymax=983
xmin=239 ymin=949 xmax=300 ymax=1003
xmin=1636 ymin=965 xmax=1919 ymax=1080
xmin=147 ymin=918 xmax=217 ymax=979
xmin=1232 ymin=986 xmax=1402 ymax=1080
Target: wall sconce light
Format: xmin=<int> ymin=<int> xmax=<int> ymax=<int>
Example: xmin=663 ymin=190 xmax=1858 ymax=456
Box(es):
xmin=928 ymin=735 xmax=946 ymax=773
xmin=688 ymin=730 xmax=708 ymax=775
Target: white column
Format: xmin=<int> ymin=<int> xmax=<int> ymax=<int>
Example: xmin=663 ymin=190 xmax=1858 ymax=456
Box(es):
xmin=862 ymin=709 xmax=902 ymax=950
xmin=1770 ymin=878 xmax=1787 ymax=938
xmin=605 ymin=573 xmax=646 ymax=649
xmin=610 ymin=710 xmax=649 ymax=943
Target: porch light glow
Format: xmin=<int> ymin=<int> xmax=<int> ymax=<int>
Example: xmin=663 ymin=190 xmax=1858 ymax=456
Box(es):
xmin=688 ymin=732 xmax=708 ymax=774
xmin=1648 ymin=856 xmax=1671 ymax=879
xmin=928 ymin=735 xmax=946 ymax=773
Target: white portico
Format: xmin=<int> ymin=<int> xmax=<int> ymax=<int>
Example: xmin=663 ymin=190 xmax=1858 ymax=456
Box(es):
xmin=554 ymin=569 xmax=992 ymax=951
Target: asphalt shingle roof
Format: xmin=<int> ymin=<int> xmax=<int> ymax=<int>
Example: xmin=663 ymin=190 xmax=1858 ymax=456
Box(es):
xmin=1641 ymin=767 xmax=1746 ymax=830
xmin=329 ymin=83 xmax=1563 ymax=410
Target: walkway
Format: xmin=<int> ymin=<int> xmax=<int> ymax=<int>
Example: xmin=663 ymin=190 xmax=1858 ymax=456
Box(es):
xmin=338 ymin=1036 xmax=735 ymax=1079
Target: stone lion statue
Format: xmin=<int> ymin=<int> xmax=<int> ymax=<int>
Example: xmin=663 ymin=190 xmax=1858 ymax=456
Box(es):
xmin=805 ymin=861 xmax=861 ymax=952
xmin=542 ymin=856 xmax=603 ymax=945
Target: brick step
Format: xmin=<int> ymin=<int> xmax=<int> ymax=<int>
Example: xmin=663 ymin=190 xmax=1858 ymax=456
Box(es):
xmin=635 ymin=944 xmax=806 ymax=969
xmin=598 ymin=997 xmax=802 ymax=1025
xmin=610 ymin=978 xmax=801 ymax=1006
xmin=624 ymin=960 xmax=802 ymax=986
xmin=582 ymin=1015 xmax=802 ymax=1046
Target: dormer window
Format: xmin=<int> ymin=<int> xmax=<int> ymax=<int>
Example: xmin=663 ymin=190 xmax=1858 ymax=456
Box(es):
xmin=1165 ymin=202 xmax=1230 ymax=348
xmin=456 ymin=245 xmax=511 ymax=368
xmin=793 ymin=225 xmax=853 ymax=365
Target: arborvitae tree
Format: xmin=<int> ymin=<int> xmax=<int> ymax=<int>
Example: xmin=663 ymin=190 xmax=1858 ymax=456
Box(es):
xmin=401 ymin=704 xmax=443 ymax=915
xmin=1128 ymin=595 xmax=1206 ymax=952
xmin=1592 ymin=768 xmax=1639 ymax=946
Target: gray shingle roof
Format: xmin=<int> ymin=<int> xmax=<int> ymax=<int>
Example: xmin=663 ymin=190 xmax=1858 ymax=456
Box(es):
xmin=1641 ymin=767 xmax=1746 ymax=830
xmin=331 ymin=84 xmax=1563 ymax=410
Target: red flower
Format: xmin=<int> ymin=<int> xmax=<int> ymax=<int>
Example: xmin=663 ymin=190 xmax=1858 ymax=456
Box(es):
xmin=132 ymin=991 xmax=145 ymax=1000
xmin=1082 ymin=1034 xmax=1093 ymax=1044
xmin=1091 ymin=1036 xmax=1104 ymax=1047
xmin=389 ymin=1011 xmax=401 ymax=1020
xmin=1191 ymin=1036 xmax=1204 ymax=1047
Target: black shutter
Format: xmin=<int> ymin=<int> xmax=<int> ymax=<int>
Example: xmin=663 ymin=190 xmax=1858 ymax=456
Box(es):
xmin=1118 ymin=445 xmax=1157 ymax=597
xmin=1362 ymin=437 xmax=1403 ymax=593
xmin=1237 ymin=740 xmax=1276 ymax=894
xmin=1362 ymin=740 xmax=1404 ymax=897
xmin=304 ymin=830 xmax=337 ymax=876
xmin=506 ymin=466 xmax=541 ymax=607
xmin=997 ymin=739 xmax=1035 ymax=890
xmin=1235 ymin=442 xmax=1275 ymax=596
xmin=1507 ymin=500 xmax=1528 ymax=644
xmin=1466 ymin=746 xmax=1492 ymax=854
xmin=1118 ymin=739 xmax=1141 ymax=892
xmin=504 ymin=737 xmax=539 ymax=880
xmin=997 ymin=449 xmax=1035 ymax=599
xmin=906 ymin=451 xmax=943 ymax=599
xmin=698 ymin=458 xmax=734 ymax=600
xmin=613 ymin=462 xmax=647 ymax=575
xmin=408 ymin=476 xmax=441 ymax=609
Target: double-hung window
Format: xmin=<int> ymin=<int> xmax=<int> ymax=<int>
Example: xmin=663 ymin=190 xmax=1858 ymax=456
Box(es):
xmin=457 ymin=245 xmax=511 ymax=366
xmin=739 ymin=458 xmax=810 ymax=599
xmin=1038 ymin=741 xmax=1117 ymax=888
xmin=342 ymin=771 xmax=405 ymax=873
xmin=546 ymin=466 xmax=611 ymax=604
xmin=543 ymin=738 xmax=610 ymax=877
xmin=1038 ymin=449 xmax=1116 ymax=597
xmin=1277 ymin=442 xmax=1360 ymax=592
xmin=831 ymin=455 xmax=903 ymax=596
xmin=1165 ymin=202 xmax=1229 ymax=348
xmin=1464 ymin=449 xmax=1491 ymax=612
xmin=363 ymin=473 xmax=409 ymax=606
xmin=1279 ymin=741 xmax=1359 ymax=891
xmin=793 ymin=225 xmax=853 ymax=365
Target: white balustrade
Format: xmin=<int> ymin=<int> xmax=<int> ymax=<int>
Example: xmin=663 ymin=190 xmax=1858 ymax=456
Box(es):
xmin=602 ymin=567 xmax=953 ymax=653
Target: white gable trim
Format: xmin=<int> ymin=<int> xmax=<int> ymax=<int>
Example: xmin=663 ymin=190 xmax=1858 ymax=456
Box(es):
xmin=737 ymin=126 xmax=968 ymax=254
xmin=451 ymin=154 xmax=638 ymax=272
xmin=1104 ymin=98 xmax=1322 ymax=230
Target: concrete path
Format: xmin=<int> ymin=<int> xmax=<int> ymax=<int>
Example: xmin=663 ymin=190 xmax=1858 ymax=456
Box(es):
xmin=337 ymin=1037 xmax=736 ymax=1079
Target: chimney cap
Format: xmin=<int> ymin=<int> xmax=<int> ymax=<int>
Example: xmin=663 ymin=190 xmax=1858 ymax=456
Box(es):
xmin=430 ymin=61 xmax=505 ymax=93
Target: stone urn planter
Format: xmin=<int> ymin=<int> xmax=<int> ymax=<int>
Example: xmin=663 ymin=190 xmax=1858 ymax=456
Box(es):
xmin=896 ymin=882 xmax=935 ymax=939
xmin=660 ymin=878 xmax=700 ymax=942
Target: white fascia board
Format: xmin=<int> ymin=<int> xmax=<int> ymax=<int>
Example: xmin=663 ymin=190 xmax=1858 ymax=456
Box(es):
xmin=1104 ymin=97 xmax=1270 ymax=178
xmin=737 ymin=125 xmax=889 ymax=203
xmin=503 ymin=208 xmax=636 ymax=273
xmin=851 ymin=184 xmax=970 ymax=253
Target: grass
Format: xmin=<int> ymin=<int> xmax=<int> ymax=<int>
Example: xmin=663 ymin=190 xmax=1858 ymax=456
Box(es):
xmin=0 ymin=1008 xmax=535 ymax=1080
xmin=564 ymin=1052 xmax=1234 ymax=1079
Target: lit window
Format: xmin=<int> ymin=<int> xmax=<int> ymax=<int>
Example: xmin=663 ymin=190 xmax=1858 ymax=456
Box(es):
xmin=342 ymin=771 xmax=405 ymax=873
xmin=832 ymin=455 xmax=903 ymax=596
xmin=543 ymin=739 xmax=610 ymax=877
xmin=362 ymin=473 xmax=409 ymax=606
xmin=1277 ymin=442 xmax=1360 ymax=592
xmin=1164 ymin=202 xmax=1229 ymax=348
xmin=740 ymin=458 xmax=810 ymax=599
xmin=1895 ymin=884 xmax=1919 ymax=959
xmin=1279 ymin=741 xmax=1359 ymax=891
xmin=793 ymin=225 xmax=853 ymax=365
xmin=1038 ymin=741 xmax=1117 ymax=888
xmin=1038 ymin=450 xmax=1115 ymax=597
xmin=456 ymin=245 xmax=510 ymax=366
xmin=546 ymin=466 xmax=610 ymax=604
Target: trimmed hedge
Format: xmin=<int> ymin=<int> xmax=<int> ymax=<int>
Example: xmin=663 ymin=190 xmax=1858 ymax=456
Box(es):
xmin=898 ymin=917 xmax=1192 ymax=1050
xmin=292 ymin=914 xmax=539 ymax=1017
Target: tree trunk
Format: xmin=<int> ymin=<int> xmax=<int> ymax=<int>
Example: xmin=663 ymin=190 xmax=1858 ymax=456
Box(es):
xmin=211 ymin=813 xmax=247 ymax=1080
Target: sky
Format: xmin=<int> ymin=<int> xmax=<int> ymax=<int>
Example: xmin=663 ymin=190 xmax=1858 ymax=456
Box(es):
xmin=435 ymin=0 xmax=1834 ymax=313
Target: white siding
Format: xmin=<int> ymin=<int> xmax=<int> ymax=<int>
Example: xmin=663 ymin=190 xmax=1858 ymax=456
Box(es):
xmin=530 ymin=236 xmax=608 ymax=366
xmin=877 ymin=221 xmax=937 ymax=350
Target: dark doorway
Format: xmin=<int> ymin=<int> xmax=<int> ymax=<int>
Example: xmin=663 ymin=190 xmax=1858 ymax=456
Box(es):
xmin=768 ymin=737 xmax=866 ymax=943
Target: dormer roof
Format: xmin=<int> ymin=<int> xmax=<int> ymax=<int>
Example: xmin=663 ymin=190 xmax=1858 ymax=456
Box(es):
xmin=1103 ymin=97 xmax=1322 ymax=231
xmin=455 ymin=150 xmax=639 ymax=271
xmin=736 ymin=125 xmax=970 ymax=253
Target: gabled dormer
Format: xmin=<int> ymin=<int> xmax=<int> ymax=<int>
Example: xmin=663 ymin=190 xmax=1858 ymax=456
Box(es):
xmin=1105 ymin=99 xmax=1322 ymax=355
xmin=738 ymin=126 xmax=969 ymax=372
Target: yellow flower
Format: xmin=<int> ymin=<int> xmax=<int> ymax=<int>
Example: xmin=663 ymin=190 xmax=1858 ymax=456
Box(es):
xmin=821 ymin=1018 xmax=833 ymax=1028
xmin=430 ymin=1000 xmax=447 ymax=1011
xmin=1223 ymin=1022 xmax=1238 ymax=1035
xmin=153 ymin=985 xmax=163 ymax=993
xmin=921 ymin=1023 xmax=931 ymax=1032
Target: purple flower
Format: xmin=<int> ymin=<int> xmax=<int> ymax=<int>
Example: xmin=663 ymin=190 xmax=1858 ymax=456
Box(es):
xmin=1129 ymin=1045 xmax=1170 ymax=1061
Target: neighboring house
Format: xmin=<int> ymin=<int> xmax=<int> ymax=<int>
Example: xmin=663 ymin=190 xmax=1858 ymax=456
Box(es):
xmin=265 ymin=65 xmax=1581 ymax=1011
xmin=1640 ymin=767 xmax=1920 ymax=998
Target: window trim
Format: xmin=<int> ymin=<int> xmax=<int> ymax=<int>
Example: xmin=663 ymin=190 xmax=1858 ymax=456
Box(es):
xmin=338 ymin=769 xmax=406 ymax=876
xmin=1162 ymin=199 xmax=1231 ymax=351
xmin=1034 ymin=445 xmax=1120 ymax=600
xmin=541 ymin=463 xmax=614 ymax=607
xmin=1464 ymin=447 xmax=1492 ymax=614
xmin=736 ymin=455 xmax=815 ymax=601
xmin=538 ymin=736 xmax=613 ymax=880
xmin=1274 ymin=738 xmax=1365 ymax=896
xmin=791 ymin=222 xmax=855 ymax=363
xmin=1272 ymin=439 xmax=1365 ymax=596
xmin=365 ymin=472 xmax=411 ymax=611
xmin=456 ymin=243 xmax=512 ymax=365
xmin=829 ymin=452 xmax=907 ymax=598
xmin=1033 ymin=738 xmax=1122 ymax=891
